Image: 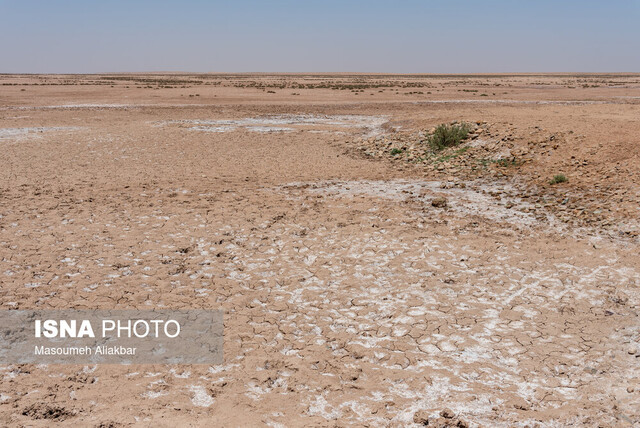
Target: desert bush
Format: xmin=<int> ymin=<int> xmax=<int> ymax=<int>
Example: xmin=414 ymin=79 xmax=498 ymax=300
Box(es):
xmin=428 ymin=122 xmax=472 ymax=151
xmin=550 ymin=174 xmax=568 ymax=184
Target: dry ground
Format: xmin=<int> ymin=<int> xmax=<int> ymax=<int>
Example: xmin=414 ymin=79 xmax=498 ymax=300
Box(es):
xmin=1 ymin=74 xmax=639 ymax=427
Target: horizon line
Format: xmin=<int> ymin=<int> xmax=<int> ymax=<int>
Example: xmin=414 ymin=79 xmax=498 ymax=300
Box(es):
xmin=2 ymin=71 xmax=639 ymax=76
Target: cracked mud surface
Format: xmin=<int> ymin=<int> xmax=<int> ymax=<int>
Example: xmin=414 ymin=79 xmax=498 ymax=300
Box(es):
xmin=1 ymin=74 xmax=640 ymax=426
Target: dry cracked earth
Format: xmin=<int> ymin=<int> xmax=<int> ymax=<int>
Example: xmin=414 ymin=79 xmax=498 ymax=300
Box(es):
xmin=1 ymin=74 xmax=639 ymax=427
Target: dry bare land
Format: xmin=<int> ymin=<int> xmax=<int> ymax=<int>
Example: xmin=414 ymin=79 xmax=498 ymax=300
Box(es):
xmin=1 ymin=73 xmax=639 ymax=426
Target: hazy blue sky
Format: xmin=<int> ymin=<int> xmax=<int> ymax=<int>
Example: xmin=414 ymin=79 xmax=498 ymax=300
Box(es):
xmin=1 ymin=0 xmax=638 ymax=73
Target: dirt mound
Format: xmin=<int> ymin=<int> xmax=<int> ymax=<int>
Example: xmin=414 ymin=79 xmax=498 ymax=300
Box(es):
xmin=22 ymin=403 xmax=75 ymax=421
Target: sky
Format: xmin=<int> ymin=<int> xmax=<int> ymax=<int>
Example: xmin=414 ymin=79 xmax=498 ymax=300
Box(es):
xmin=1 ymin=0 xmax=639 ymax=73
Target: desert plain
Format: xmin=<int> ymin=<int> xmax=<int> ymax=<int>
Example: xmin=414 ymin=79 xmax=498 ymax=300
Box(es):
xmin=0 ymin=73 xmax=639 ymax=426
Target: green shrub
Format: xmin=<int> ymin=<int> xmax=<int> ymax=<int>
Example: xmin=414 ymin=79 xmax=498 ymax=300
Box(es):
xmin=428 ymin=122 xmax=472 ymax=151
xmin=550 ymin=174 xmax=568 ymax=184
xmin=390 ymin=148 xmax=403 ymax=156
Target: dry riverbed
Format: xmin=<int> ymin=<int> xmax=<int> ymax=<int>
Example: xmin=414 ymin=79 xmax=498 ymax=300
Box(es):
xmin=1 ymin=73 xmax=639 ymax=427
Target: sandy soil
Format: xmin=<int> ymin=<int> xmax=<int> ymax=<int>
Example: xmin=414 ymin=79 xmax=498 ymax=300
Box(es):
xmin=1 ymin=73 xmax=639 ymax=427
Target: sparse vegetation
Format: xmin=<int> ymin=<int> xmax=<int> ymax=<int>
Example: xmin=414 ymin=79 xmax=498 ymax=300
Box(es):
xmin=496 ymin=158 xmax=520 ymax=168
xmin=434 ymin=146 xmax=469 ymax=163
xmin=550 ymin=174 xmax=568 ymax=184
xmin=390 ymin=148 xmax=403 ymax=156
xmin=427 ymin=122 xmax=472 ymax=151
